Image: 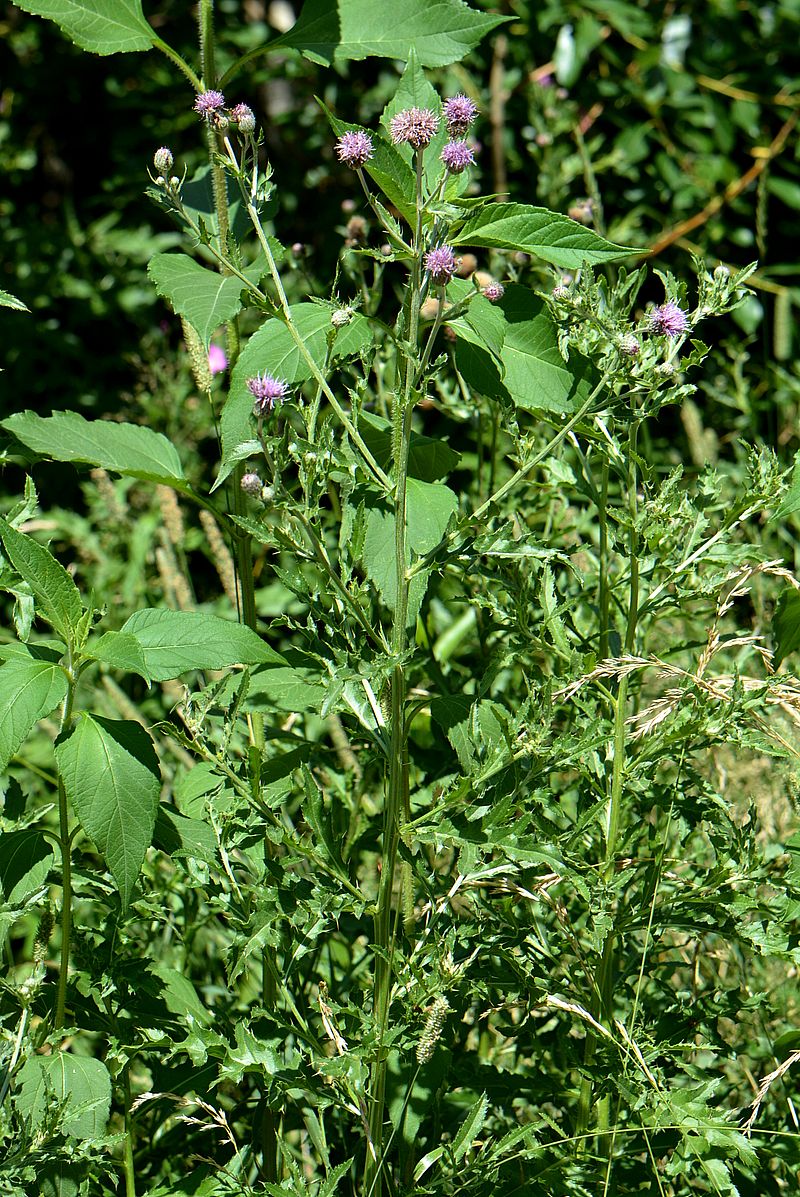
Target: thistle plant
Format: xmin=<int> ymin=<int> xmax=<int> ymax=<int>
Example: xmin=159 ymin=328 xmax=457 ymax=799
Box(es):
xmin=2 ymin=3 xmax=800 ymax=1196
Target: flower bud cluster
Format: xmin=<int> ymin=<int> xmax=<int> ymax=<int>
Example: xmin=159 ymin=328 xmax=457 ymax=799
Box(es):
xmin=193 ymin=90 xmax=257 ymax=135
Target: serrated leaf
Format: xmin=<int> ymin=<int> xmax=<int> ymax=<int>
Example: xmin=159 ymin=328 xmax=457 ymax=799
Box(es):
xmin=148 ymin=254 xmax=267 ymax=350
xmin=55 ymin=715 xmax=160 ymax=906
xmin=0 ymin=516 xmax=83 ymax=641
xmin=153 ymin=806 xmax=216 ymax=865
xmin=120 ymin=609 xmax=284 ymax=681
xmin=452 ymin=202 xmax=638 ymax=268
xmin=0 ymin=656 xmax=67 ymax=772
xmin=0 ymin=830 xmax=55 ymax=904
xmin=0 ymin=288 xmax=29 ymax=312
xmin=12 ymin=0 xmax=154 ymax=55
xmin=274 ymin=0 xmax=506 ymax=67
xmin=454 ymin=284 xmax=598 ymax=414
xmin=219 ymin=302 xmax=373 ymax=480
xmin=2 ymin=411 xmax=186 ymax=486
xmin=451 ymin=1092 xmax=489 ymax=1163
xmin=15 ymin=1054 xmax=112 ymax=1139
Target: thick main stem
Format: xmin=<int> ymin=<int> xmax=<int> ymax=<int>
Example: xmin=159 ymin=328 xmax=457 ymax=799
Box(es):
xmin=54 ymin=671 xmax=76 ymax=1031
xmin=364 ymin=150 xmax=425 ymax=1197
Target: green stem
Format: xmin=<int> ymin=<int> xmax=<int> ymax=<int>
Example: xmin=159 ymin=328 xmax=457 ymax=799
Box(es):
xmin=364 ymin=148 xmax=425 ymax=1197
xmin=54 ymin=668 xmax=76 ymax=1031
xmin=151 ymin=34 xmax=202 ymax=91
xmin=598 ymin=458 xmax=610 ymax=660
xmin=122 ymin=1064 xmax=137 ymax=1197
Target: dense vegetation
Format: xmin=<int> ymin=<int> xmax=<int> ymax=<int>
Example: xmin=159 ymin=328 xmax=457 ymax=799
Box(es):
xmin=2 ymin=3 xmax=800 ymax=1195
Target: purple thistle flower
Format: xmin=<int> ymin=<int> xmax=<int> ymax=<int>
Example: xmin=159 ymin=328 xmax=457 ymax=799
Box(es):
xmin=424 ymin=244 xmax=459 ymax=286
xmin=389 ymin=107 xmax=439 ymax=149
xmin=442 ymin=94 xmax=478 ymax=137
xmin=440 ymin=140 xmax=475 ymax=174
xmin=482 ymin=281 xmax=505 ymax=302
xmin=648 ymin=301 xmax=690 ymax=338
xmin=335 ymin=130 xmax=374 ymax=169
xmin=230 ymin=103 xmax=256 ymax=133
xmin=247 ymin=373 xmax=289 ymax=415
xmin=208 ymin=344 xmax=228 ymax=375
xmin=194 ymin=90 xmax=226 ymax=117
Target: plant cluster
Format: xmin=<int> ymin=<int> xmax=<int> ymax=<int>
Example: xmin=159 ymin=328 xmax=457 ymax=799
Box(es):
xmin=1 ymin=3 xmax=800 ymax=1197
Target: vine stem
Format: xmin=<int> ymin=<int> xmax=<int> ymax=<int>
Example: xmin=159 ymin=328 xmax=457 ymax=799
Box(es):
xmin=364 ymin=148 xmax=426 ymax=1197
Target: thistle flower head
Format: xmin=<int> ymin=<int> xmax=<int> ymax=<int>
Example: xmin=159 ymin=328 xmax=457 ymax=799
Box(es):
xmin=481 ymin=281 xmax=505 ymax=302
xmin=247 ymin=373 xmax=289 ymax=415
xmin=648 ymin=301 xmax=690 ymax=338
xmin=424 ymin=244 xmax=459 ymax=286
xmin=442 ymin=94 xmax=478 ymax=136
xmin=240 ymin=472 xmax=263 ymax=496
xmin=389 ymin=107 xmax=439 ymax=149
xmin=230 ymin=102 xmax=256 ymax=134
xmin=618 ymin=332 xmax=640 ymax=357
xmin=440 ymin=140 xmax=475 ymax=174
xmin=335 ymin=130 xmax=374 ymax=169
xmin=194 ymin=90 xmax=226 ymax=118
xmin=153 ymin=147 xmax=173 ymax=175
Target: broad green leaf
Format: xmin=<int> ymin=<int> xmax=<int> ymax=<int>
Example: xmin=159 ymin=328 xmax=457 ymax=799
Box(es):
xmin=84 ymin=630 xmax=150 ymax=681
xmin=0 ymin=517 xmax=83 ymax=641
xmin=326 ymin=114 xmax=415 ymax=225
xmin=454 ymin=284 xmax=598 ymax=414
xmin=451 ymin=202 xmax=638 ymax=268
xmin=360 ymin=411 xmax=460 ymax=481
xmin=2 ymin=411 xmax=186 ymax=486
xmin=147 ymin=962 xmax=213 ymax=1027
xmin=121 ymin=608 xmax=284 ymax=681
xmin=153 ymin=806 xmax=216 ymax=864
xmin=445 ymin=277 xmax=506 ymax=365
xmin=0 ymin=656 xmax=68 ymax=772
xmin=55 ymin=715 xmax=160 ymax=906
xmin=11 ymin=0 xmax=154 ymax=55
xmin=15 ymin=1054 xmax=112 ymax=1139
xmin=274 ymin=0 xmax=506 ymax=67
xmin=0 ymin=288 xmax=29 ymax=312
xmin=772 ymin=589 xmax=800 ymax=668
xmin=0 ymin=830 xmax=55 ymax=904
xmin=775 ymin=449 xmax=800 ymax=521
xmin=148 ymin=254 xmax=267 ymax=350
xmin=362 ymin=478 xmax=458 ymax=622
xmin=246 ymin=660 xmax=327 ymax=714
xmin=219 ymin=302 xmax=373 ymax=479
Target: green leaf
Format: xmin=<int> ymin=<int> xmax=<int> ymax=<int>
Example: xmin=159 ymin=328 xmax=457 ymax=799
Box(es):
xmin=451 ymin=203 xmax=638 ymax=268
xmin=274 ymin=0 xmax=506 ymax=67
xmin=11 ymin=0 xmax=154 ymax=55
xmin=147 ymin=962 xmax=213 ymax=1026
xmin=246 ymin=660 xmax=328 ymax=714
xmin=2 ymin=411 xmax=186 ymax=486
xmin=772 ymin=588 xmax=800 ymax=668
xmin=219 ymin=302 xmax=373 ymax=480
xmin=454 ymin=284 xmax=598 ymax=414
xmin=361 ymin=478 xmax=458 ymax=623
xmin=55 ymin=714 xmax=160 ymax=906
xmin=148 ymin=254 xmax=266 ymax=350
xmin=153 ymin=806 xmax=216 ymax=865
xmin=451 ymin=1092 xmax=489 ymax=1163
xmin=0 ymin=288 xmax=29 ymax=312
xmin=15 ymin=1054 xmax=112 ymax=1139
xmin=360 ymin=411 xmax=460 ymax=481
xmin=84 ymin=630 xmax=150 ymax=681
xmin=775 ymin=449 xmax=800 ymax=521
xmin=0 ymin=516 xmax=83 ymax=641
xmin=120 ymin=608 xmax=284 ymax=681
xmin=0 ymin=830 xmax=55 ymax=904
xmin=0 ymin=656 xmax=68 ymax=772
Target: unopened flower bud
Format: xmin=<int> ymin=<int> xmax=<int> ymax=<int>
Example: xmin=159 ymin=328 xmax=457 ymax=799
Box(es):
xmin=331 ymin=307 xmax=352 ymax=327
xmin=482 ymin=281 xmax=505 ymax=302
xmin=153 ymin=147 xmax=173 ymax=174
xmin=656 ymin=361 xmax=676 ymax=378
xmin=552 ymin=284 xmax=570 ymax=300
xmin=241 ymin=472 xmax=263 ymax=496
xmin=345 ymin=215 xmax=367 ymax=245
xmin=169 ymin=176 xmax=181 ymax=190
xmin=618 ymin=332 xmax=640 ymax=357
xmin=714 ymin=264 xmax=730 ymax=280
xmin=230 ymin=102 xmax=256 ymax=134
